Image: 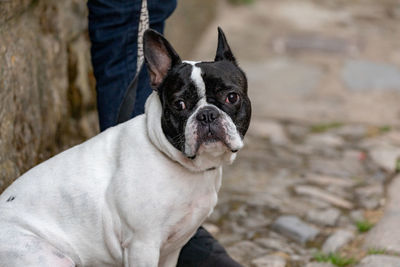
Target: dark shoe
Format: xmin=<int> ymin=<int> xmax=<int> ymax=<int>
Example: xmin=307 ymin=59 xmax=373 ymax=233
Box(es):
xmin=176 ymin=227 xmax=243 ymax=267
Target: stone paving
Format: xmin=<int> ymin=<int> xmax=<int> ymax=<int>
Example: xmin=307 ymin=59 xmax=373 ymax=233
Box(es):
xmin=186 ymin=0 xmax=400 ymax=266
xmin=205 ymin=120 xmax=400 ymax=266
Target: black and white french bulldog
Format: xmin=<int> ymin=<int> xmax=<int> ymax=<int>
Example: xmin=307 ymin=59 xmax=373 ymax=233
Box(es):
xmin=0 ymin=28 xmax=251 ymax=267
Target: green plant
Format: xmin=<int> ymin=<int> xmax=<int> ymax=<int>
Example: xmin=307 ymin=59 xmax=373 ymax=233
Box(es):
xmin=313 ymin=251 xmax=330 ymax=262
xmin=310 ymin=122 xmax=343 ymax=133
xmin=330 ymin=254 xmax=356 ymax=266
xmin=356 ymin=220 xmax=374 ymax=233
xmin=396 ymin=158 xmax=400 ymax=172
xmin=228 ymin=0 xmax=254 ymax=5
xmin=367 ymin=248 xmax=386 ymax=255
xmin=313 ymin=252 xmax=356 ymax=266
xmin=379 ymin=125 xmax=391 ymax=133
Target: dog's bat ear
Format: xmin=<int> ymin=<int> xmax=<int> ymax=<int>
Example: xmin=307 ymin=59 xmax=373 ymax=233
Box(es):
xmin=214 ymin=27 xmax=236 ymax=65
xmin=144 ymin=29 xmax=181 ymax=90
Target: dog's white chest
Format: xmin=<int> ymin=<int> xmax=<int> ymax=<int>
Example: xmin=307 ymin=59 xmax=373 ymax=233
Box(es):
xmin=160 ymin=168 xmax=221 ymax=251
xmin=165 ymin=184 xmax=218 ymax=246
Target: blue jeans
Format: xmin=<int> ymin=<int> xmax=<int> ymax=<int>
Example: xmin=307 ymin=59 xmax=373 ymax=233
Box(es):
xmin=88 ymin=0 xmax=177 ymax=131
xmin=88 ymin=1 xmax=242 ymax=266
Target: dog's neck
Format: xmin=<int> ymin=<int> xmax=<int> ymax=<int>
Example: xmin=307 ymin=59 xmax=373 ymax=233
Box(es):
xmin=145 ymin=91 xmax=236 ymax=172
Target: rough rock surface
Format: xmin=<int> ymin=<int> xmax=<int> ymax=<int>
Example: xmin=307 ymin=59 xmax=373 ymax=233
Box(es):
xmin=227 ymin=241 xmax=268 ymax=265
xmin=251 ymin=255 xmax=287 ymax=267
xmin=364 ymin=175 xmax=400 ymax=254
xmin=0 ymin=0 xmax=98 ymax=192
xmin=322 ymin=229 xmax=355 ymax=254
xmin=272 ymin=215 xmax=320 ymax=244
xmin=306 ymin=208 xmax=341 ymax=227
xmin=356 ymin=255 xmax=400 ymax=267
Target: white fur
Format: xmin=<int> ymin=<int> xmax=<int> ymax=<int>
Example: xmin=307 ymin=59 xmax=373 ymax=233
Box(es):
xmin=183 ymin=61 xmax=206 ymax=101
xmin=0 ymin=92 xmax=225 ymax=267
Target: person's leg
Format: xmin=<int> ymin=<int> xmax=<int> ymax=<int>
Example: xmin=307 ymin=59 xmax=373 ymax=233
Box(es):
xmin=133 ymin=0 xmax=179 ymax=117
xmin=88 ymin=0 xmax=141 ymax=131
xmin=88 ymin=0 xmax=176 ymax=130
xmin=177 ymin=226 xmax=243 ymax=267
xmin=88 ymin=1 xmax=241 ymax=266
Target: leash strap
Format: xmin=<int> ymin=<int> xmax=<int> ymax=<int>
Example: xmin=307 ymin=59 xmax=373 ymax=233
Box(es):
xmin=117 ymin=0 xmax=149 ymax=124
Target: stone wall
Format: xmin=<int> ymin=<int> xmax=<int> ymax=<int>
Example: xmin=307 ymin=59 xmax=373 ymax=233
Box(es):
xmin=0 ymin=0 xmax=98 ymax=192
xmin=0 ymin=0 xmax=216 ymax=193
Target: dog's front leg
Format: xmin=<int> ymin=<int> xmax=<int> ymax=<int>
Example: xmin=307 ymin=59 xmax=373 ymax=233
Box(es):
xmin=123 ymin=240 xmax=160 ymax=267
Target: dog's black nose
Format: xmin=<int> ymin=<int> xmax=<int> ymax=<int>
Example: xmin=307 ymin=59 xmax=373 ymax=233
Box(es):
xmin=196 ymin=108 xmax=220 ymax=124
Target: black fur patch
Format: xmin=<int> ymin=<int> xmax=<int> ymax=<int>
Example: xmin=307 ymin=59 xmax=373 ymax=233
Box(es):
xmin=160 ymin=63 xmax=200 ymax=153
xmin=197 ymin=60 xmax=251 ymax=139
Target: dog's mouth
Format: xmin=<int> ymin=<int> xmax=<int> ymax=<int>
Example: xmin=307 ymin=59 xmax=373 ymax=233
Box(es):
xmin=182 ymin=110 xmax=245 ymax=160
xmin=185 ymin=126 xmax=238 ymax=160
xmin=203 ymin=129 xmax=222 ymax=143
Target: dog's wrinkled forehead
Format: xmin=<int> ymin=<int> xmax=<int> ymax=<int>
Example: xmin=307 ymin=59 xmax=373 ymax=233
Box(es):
xmin=159 ymin=63 xmax=199 ymax=109
xmin=184 ymin=61 xmax=206 ymax=99
xmin=196 ymin=61 xmax=247 ymax=95
xmin=161 ymin=60 xmax=246 ymax=105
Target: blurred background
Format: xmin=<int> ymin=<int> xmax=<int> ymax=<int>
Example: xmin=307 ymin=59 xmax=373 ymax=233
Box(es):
xmin=2 ymin=0 xmax=400 ymax=266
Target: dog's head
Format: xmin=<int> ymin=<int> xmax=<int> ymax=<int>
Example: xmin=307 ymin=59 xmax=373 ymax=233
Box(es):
xmin=144 ymin=28 xmax=251 ymax=170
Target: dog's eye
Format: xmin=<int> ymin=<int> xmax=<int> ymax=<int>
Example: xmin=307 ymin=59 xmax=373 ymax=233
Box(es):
xmin=225 ymin=92 xmax=239 ymax=104
xmin=174 ymin=100 xmax=186 ymax=111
